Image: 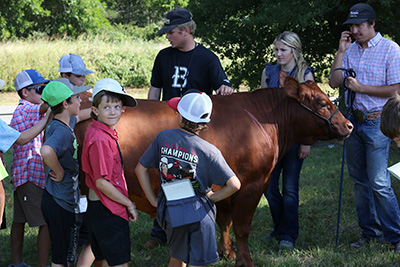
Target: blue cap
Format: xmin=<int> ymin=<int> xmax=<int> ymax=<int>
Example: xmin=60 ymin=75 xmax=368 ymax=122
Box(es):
xmin=13 ymin=69 xmax=51 ymax=91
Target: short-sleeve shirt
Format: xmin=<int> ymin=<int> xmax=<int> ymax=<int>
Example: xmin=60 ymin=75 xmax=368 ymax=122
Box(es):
xmin=139 ymin=128 xmax=235 ymax=195
xmin=81 ymin=120 xmax=129 ymax=221
xmin=0 ymin=118 xmax=21 ymax=182
xmin=0 ymin=118 xmax=20 ymax=153
xmin=10 ymin=99 xmax=45 ymax=190
xmin=263 ymin=63 xmax=315 ymax=88
xmin=43 ymin=116 xmax=80 ymax=213
xmin=342 ymin=32 xmax=400 ymax=112
xmin=151 ymin=44 xmax=231 ymax=100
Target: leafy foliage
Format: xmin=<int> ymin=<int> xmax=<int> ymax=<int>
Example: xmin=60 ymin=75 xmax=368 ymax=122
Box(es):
xmin=94 ymin=51 xmax=154 ymax=88
xmin=40 ymin=0 xmax=111 ymax=36
xmin=0 ymin=0 xmax=110 ymax=39
xmin=0 ymin=0 xmax=50 ymax=39
xmin=102 ymin=0 xmax=189 ymax=26
xmin=188 ymin=0 xmax=400 ymax=89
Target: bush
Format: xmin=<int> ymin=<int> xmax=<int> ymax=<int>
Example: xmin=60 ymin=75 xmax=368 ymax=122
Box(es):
xmin=0 ymin=37 xmax=167 ymax=92
xmin=94 ymin=51 xmax=154 ymax=88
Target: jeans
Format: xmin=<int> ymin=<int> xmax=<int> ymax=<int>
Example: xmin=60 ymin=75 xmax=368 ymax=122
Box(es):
xmin=264 ymin=144 xmax=304 ymax=243
xmin=347 ymin=115 xmax=400 ymax=243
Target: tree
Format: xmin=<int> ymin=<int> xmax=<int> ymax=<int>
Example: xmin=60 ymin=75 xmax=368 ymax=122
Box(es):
xmin=40 ymin=0 xmax=110 ymax=36
xmin=0 ymin=0 xmax=50 ymax=39
xmin=0 ymin=0 xmax=110 ymax=39
xmin=102 ymin=0 xmax=189 ymax=26
xmin=188 ymin=0 xmax=400 ymax=89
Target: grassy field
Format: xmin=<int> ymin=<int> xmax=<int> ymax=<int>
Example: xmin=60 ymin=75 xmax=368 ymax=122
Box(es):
xmin=2 ymin=139 xmax=400 ymax=266
xmin=0 ymin=38 xmax=168 ymax=92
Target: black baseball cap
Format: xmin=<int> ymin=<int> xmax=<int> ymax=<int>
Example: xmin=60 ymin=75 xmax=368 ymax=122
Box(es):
xmin=158 ymin=7 xmax=193 ymax=34
xmin=343 ymin=3 xmax=375 ymax=25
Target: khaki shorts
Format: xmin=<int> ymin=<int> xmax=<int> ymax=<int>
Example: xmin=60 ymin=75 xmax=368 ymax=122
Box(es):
xmin=13 ymin=181 xmax=46 ymax=227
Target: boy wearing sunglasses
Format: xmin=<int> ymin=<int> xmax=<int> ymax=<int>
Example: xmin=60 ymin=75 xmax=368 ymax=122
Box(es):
xmin=9 ymin=69 xmax=50 ymax=267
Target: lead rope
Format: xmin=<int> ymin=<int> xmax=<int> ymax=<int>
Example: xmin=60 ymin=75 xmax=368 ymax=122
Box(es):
xmin=330 ymin=68 xmax=356 ymax=246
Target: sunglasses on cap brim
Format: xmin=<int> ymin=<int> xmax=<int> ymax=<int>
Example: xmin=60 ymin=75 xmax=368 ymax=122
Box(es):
xmin=27 ymin=85 xmax=46 ymax=95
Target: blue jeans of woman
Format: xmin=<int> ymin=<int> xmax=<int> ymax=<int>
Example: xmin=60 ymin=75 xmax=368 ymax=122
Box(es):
xmin=264 ymin=144 xmax=304 ymax=244
xmin=347 ymin=115 xmax=400 ymax=243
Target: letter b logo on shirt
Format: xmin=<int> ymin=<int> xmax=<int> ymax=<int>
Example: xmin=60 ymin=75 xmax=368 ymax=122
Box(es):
xmin=172 ymin=66 xmax=188 ymax=88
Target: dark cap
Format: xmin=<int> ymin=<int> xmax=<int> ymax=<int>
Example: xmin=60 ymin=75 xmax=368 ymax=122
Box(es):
xmin=158 ymin=7 xmax=192 ymax=34
xmin=343 ymin=3 xmax=375 ymax=25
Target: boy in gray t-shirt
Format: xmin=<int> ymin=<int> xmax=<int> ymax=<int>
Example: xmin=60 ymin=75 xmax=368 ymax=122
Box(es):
xmin=40 ymin=79 xmax=91 ymax=266
xmin=136 ymin=90 xmax=241 ymax=266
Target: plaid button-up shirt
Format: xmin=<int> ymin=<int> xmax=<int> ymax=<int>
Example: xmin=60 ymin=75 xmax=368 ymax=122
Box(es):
xmin=10 ymin=99 xmax=45 ymax=190
xmin=343 ymin=32 xmax=400 ymax=113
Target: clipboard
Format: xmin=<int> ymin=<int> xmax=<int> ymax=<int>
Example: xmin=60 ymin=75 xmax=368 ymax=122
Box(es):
xmin=161 ymin=179 xmax=195 ymax=201
xmin=388 ymin=162 xmax=400 ymax=180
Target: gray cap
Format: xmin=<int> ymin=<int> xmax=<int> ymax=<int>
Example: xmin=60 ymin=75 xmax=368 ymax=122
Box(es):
xmin=54 ymin=78 xmax=91 ymax=95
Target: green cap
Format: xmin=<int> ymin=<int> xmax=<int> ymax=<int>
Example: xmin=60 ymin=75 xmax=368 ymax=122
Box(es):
xmin=41 ymin=81 xmax=73 ymax=107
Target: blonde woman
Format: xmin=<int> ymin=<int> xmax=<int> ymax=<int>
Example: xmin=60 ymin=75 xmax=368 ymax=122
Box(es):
xmin=261 ymin=31 xmax=314 ymax=249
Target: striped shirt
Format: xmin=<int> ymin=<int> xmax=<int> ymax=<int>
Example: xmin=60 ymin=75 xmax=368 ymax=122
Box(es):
xmin=10 ymin=99 xmax=45 ymax=190
xmin=343 ymin=32 xmax=400 ymax=112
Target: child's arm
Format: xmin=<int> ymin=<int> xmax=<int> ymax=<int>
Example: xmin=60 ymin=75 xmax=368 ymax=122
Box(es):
xmin=15 ymin=108 xmax=51 ymax=146
xmin=135 ymin=163 xmax=157 ymax=207
xmin=95 ymin=177 xmax=138 ymax=222
xmin=76 ymin=108 xmax=91 ymax=123
xmin=206 ymin=176 xmax=241 ymax=203
xmin=0 ymin=182 xmax=4 ymax=225
xmin=40 ymin=145 xmax=64 ymax=182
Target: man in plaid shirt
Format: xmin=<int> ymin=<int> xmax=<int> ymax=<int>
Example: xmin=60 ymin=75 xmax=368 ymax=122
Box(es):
xmin=9 ymin=70 xmax=50 ymax=267
xmin=329 ymin=3 xmax=400 ymax=253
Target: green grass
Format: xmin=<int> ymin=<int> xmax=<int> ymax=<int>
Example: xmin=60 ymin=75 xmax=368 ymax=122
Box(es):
xmin=2 ymin=141 xmax=400 ymax=266
xmin=0 ymin=38 xmax=168 ymax=92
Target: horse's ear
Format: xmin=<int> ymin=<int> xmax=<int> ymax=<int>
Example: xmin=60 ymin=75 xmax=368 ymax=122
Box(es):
xmin=279 ymin=71 xmax=303 ymax=101
xmin=278 ymin=71 xmax=288 ymax=88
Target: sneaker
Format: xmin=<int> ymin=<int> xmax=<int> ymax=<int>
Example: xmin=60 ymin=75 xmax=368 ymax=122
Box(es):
xmin=350 ymin=235 xmax=383 ymax=249
xmin=144 ymin=238 xmax=166 ymax=248
xmin=263 ymin=231 xmax=278 ymax=242
xmin=393 ymin=242 xmax=400 ymax=253
xmin=279 ymin=240 xmax=294 ymax=250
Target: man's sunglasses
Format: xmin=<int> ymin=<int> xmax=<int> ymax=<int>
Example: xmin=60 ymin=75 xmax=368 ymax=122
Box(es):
xmin=27 ymin=85 xmax=46 ymax=95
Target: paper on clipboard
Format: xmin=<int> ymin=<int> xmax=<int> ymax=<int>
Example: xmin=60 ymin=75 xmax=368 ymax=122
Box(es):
xmin=388 ymin=162 xmax=400 ymax=180
xmin=161 ymin=179 xmax=195 ymax=201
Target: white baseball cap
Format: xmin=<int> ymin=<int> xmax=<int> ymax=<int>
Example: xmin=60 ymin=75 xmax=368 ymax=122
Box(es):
xmin=168 ymin=89 xmax=213 ymax=123
xmin=92 ymin=78 xmax=137 ymax=107
xmin=58 ymin=53 xmax=94 ymax=76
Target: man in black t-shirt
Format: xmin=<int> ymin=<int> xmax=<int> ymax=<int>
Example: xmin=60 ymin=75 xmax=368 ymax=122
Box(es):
xmin=145 ymin=7 xmax=233 ymax=248
xmin=148 ymin=7 xmax=233 ymax=101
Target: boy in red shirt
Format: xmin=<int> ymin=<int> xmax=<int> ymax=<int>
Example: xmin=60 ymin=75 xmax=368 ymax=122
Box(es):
xmin=81 ymin=78 xmax=138 ymax=266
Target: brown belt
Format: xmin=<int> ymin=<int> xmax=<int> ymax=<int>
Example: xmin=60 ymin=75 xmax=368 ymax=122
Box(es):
xmin=351 ymin=109 xmax=381 ymax=122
